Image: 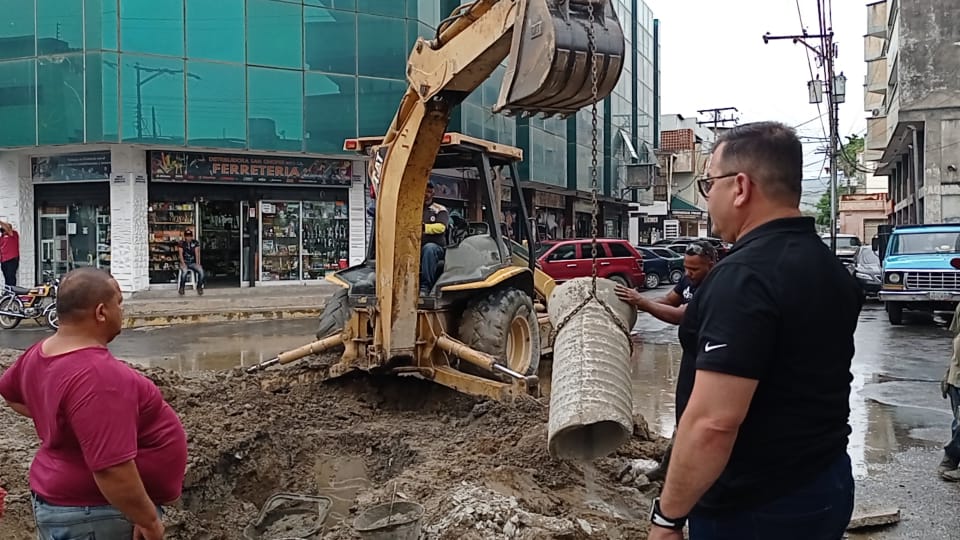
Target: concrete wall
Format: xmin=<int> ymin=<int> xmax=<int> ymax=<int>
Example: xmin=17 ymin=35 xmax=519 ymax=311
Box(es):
xmin=897 ymin=0 xmax=960 ymax=112
xmin=0 ymin=153 xmax=34 ymax=286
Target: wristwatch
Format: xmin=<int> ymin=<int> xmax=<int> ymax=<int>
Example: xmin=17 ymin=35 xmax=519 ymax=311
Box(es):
xmin=649 ymin=497 xmax=687 ymax=530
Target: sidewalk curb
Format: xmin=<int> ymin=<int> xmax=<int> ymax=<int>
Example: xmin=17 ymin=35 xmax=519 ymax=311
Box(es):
xmin=122 ymin=307 xmax=321 ymax=329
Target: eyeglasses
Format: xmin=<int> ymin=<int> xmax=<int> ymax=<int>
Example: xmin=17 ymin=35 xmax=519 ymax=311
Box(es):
xmin=697 ymin=172 xmax=740 ymax=199
xmin=685 ymin=242 xmax=717 ymax=261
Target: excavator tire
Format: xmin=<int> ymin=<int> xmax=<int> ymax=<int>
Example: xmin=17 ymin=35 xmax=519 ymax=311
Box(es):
xmin=316 ymin=287 xmax=350 ymax=339
xmin=459 ymin=287 xmax=541 ymax=379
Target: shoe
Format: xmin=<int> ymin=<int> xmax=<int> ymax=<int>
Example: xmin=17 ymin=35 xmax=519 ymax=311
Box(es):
xmin=419 ymin=288 xmax=429 ymax=296
xmin=197 ymin=287 xmax=204 ymax=296
xmin=938 ymin=454 xmax=958 ymax=475
xmin=942 ymin=468 xmax=960 ymax=482
xmin=178 ymin=286 xmax=185 ymax=296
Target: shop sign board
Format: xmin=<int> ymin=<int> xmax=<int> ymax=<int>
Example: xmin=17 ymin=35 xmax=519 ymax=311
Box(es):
xmin=32 ymin=151 xmax=111 ymax=182
xmin=534 ymin=191 xmax=564 ymax=209
xmin=148 ymin=151 xmax=352 ymax=186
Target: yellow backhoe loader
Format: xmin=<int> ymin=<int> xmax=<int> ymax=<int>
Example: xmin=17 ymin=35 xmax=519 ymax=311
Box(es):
xmin=247 ymin=0 xmax=625 ymax=401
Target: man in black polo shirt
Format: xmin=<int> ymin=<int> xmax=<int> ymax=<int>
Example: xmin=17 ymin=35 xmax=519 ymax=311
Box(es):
xmin=647 ymin=122 xmax=863 ymax=540
xmin=616 ymin=240 xmax=716 ymax=325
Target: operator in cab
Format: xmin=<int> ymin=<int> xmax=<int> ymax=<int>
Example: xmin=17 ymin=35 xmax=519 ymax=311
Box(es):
xmin=615 ymin=240 xmax=717 ymax=325
xmin=421 ymin=182 xmax=449 ymax=295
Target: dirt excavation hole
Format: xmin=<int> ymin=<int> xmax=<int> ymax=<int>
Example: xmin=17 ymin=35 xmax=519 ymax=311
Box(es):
xmin=0 ymin=351 xmax=669 ymax=539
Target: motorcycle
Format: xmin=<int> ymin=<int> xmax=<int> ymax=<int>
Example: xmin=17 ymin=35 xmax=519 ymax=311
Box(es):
xmin=0 ymin=279 xmax=59 ymax=330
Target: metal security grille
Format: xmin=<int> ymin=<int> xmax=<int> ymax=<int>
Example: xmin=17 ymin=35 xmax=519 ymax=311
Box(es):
xmin=905 ymin=271 xmax=960 ymax=290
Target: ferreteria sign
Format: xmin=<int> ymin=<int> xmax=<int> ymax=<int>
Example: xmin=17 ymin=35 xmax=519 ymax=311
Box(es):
xmin=148 ymin=151 xmax=352 ymax=186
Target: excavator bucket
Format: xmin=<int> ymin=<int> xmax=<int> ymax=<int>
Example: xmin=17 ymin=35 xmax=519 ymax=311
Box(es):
xmin=495 ymin=0 xmax=625 ymax=118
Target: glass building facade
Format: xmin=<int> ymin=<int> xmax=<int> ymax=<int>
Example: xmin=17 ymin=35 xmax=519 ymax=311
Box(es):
xmin=0 ymin=0 xmax=445 ymax=153
xmin=0 ymin=0 xmax=658 ymax=196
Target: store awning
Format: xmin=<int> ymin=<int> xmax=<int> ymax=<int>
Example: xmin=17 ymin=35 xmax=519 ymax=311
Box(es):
xmin=670 ymin=196 xmax=706 ymax=218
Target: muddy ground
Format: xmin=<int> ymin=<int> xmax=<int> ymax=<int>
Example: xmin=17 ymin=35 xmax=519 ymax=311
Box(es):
xmin=0 ymin=349 xmax=667 ymax=539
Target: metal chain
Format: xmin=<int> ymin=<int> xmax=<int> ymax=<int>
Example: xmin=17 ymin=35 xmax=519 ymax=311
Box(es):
xmin=587 ymin=0 xmax=600 ymax=297
xmin=548 ymin=3 xmax=633 ymax=351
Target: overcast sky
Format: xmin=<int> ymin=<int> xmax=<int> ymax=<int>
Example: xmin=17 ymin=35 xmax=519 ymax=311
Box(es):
xmin=645 ymin=0 xmax=867 ymax=183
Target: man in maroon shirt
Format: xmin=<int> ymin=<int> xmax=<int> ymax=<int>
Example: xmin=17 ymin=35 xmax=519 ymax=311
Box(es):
xmin=0 ymin=267 xmax=187 ymax=540
xmin=0 ymin=219 xmax=20 ymax=287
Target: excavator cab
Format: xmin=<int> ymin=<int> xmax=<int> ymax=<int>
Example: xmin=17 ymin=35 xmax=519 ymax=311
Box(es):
xmin=312 ymin=134 xmax=556 ymax=400
xmin=248 ymin=0 xmax=625 ymax=401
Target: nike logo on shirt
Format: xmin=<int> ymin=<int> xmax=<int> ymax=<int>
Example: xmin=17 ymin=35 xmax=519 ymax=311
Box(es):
xmin=704 ymin=342 xmax=728 ymax=352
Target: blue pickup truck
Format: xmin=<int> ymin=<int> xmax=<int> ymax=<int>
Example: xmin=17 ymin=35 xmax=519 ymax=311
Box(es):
xmin=879 ymin=224 xmax=960 ymax=325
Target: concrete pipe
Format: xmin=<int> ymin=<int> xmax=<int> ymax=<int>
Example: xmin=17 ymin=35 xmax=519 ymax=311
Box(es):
xmin=547 ymin=277 xmax=637 ymax=461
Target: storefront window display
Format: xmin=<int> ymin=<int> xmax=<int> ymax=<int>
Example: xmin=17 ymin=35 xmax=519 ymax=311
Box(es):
xmin=36 ymin=204 xmax=110 ymax=281
xmin=148 ymin=202 xmax=197 ymax=284
xmin=302 ymin=201 xmax=349 ymax=280
xmin=260 ymin=201 xmax=301 ymax=282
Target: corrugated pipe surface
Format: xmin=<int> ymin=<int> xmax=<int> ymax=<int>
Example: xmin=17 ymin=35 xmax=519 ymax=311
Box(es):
xmin=547 ymin=277 xmax=637 ymax=461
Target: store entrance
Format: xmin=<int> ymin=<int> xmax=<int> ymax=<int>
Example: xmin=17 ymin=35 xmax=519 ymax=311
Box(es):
xmin=199 ymin=200 xmax=241 ymax=286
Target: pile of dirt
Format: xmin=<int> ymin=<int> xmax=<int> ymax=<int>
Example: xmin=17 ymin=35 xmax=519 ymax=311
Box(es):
xmin=0 ymin=349 xmax=668 ymax=539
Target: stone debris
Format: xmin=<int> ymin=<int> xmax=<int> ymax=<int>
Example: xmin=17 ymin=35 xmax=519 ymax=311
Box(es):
xmin=426 ymin=483 xmax=585 ymax=539
xmin=846 ymin=507 xmax=901 ymax=530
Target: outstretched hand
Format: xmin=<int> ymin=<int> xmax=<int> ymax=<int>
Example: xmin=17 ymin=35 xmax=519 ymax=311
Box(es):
xmin=614 ymin=284 xmax=646 ymax=309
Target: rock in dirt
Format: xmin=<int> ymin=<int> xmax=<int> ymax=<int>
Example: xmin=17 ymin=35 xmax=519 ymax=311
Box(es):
xmin=0 ymin=349 xmax=666 ymax=539
xmin=846 ymin=507 xmax=901 ymax=530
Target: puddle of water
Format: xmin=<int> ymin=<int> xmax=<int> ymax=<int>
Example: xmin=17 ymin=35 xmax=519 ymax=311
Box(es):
xmin=111 ymin=320 xmax=319 ymax=371
xmin=312 ymin=454 xmax=373 ymax=529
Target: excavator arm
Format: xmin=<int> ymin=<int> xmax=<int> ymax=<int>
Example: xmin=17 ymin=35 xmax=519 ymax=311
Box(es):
xmin=373 ymin=0 xmax=624 ymax=361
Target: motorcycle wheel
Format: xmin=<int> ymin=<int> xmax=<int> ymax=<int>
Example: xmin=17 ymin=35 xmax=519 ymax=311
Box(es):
xmin=0 ymin=297 xmax=23 ymax=330
xmin=45 ymin=307 xmax=59 ymax=330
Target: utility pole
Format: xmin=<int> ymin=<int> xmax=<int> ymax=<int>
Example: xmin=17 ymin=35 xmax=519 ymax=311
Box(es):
xmin=697 ymin=107 xmax=739 ymax=236
xmin=763 ymin=22 xmax=845 ymax=254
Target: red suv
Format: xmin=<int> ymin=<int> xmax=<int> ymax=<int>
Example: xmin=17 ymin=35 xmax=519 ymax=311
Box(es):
xmin=536 ymin=238 xmax=645 ymax=288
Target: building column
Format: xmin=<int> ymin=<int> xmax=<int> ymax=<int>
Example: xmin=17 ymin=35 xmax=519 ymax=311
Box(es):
xmin=0 ymin=153 xmax=35 ymax=286
xmin=110 ymin=146 xmax=149 ymax=295
xmin=348 ymin=162 xmax=366 ymax=266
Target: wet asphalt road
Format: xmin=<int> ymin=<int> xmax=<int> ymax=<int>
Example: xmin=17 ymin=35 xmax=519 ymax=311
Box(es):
xmin=1 ymin=291 xmax=958 ymax=537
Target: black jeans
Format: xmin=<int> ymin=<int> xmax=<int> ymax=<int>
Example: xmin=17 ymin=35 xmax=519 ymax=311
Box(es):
xmin=1 ymin=257 xmax=18 ymax=287
xmin=689 ymin=452 xmax=854 ymax=540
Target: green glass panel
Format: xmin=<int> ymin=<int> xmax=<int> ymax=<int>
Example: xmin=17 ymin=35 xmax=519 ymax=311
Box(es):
xmin=0 ymin=0 xmax=36 ymax=60
xmin=187 ymin=0 xmax=244 ymax=63
xmin=120 ymin=54 xmax=185 ymax=144
xmin=357 ymin=76 xmax=405 ymax=137
xmin=357 ymin=0 xmax=403 ymax=17
xmin=0 ymin=59 xmax=37 ymax=147
xmin=247 ymin=0 xmax=302 ymax=69
xmin=38 ymin=0 xmax=83 ymax=54
xmin=85 ymin=52 xmax=119 ymax=142
xmin=357 ymin=14 xmax=405 ymax=79
xmin=38 ymin=54 xmax=84 ymax=144
xmin=120 ymin=0 xmax=184 ymax=56
xmin=304 ymin=0 xmax=355 ymax=10
xmin=305 ymin=72 xmax=356 ymax=153
xmin=407 ymin=0 xmax=439 ymax=27
xmin=247 ymin=66 xmax=303 ymax=151
xmin=304 ymin=7 xmax=355 ymax=75
xmin=84 ymin=0 xmax=119 ymax=50
xmin=187 ymin=61 xmax=245 ymax=148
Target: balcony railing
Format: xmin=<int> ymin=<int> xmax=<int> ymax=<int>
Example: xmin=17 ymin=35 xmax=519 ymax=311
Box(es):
xmin=866 ymin=116 xmax=888 ymax=151
xmin=863 ymin=34 xmax=885 ymax=62
xmin=867 ymin=1 xmax=887 ymax=38
xmin=866 ymin=58 xmax=887 ymax=94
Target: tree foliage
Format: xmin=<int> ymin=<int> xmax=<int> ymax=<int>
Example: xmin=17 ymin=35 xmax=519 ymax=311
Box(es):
xmin=816 ymin=134 xmax=864 ymax=228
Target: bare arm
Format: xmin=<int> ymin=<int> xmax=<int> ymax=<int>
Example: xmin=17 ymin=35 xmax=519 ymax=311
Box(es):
xmin=177 ymin=245 xmax=185 ymax=266
xmin=658 ymin=290 xmax=683 ymax=307
xmin=638 ymin=299 xmax=686 ymax=325
xmin=659 ymin=370 xmax=758 ymax=519
xmin=92 ymin=461 xmax=164 ymax=534
xmin=4 ymin=400 xmax=30 ymax=418
xmin=194 ymin=245 xmax=201 ymax=266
